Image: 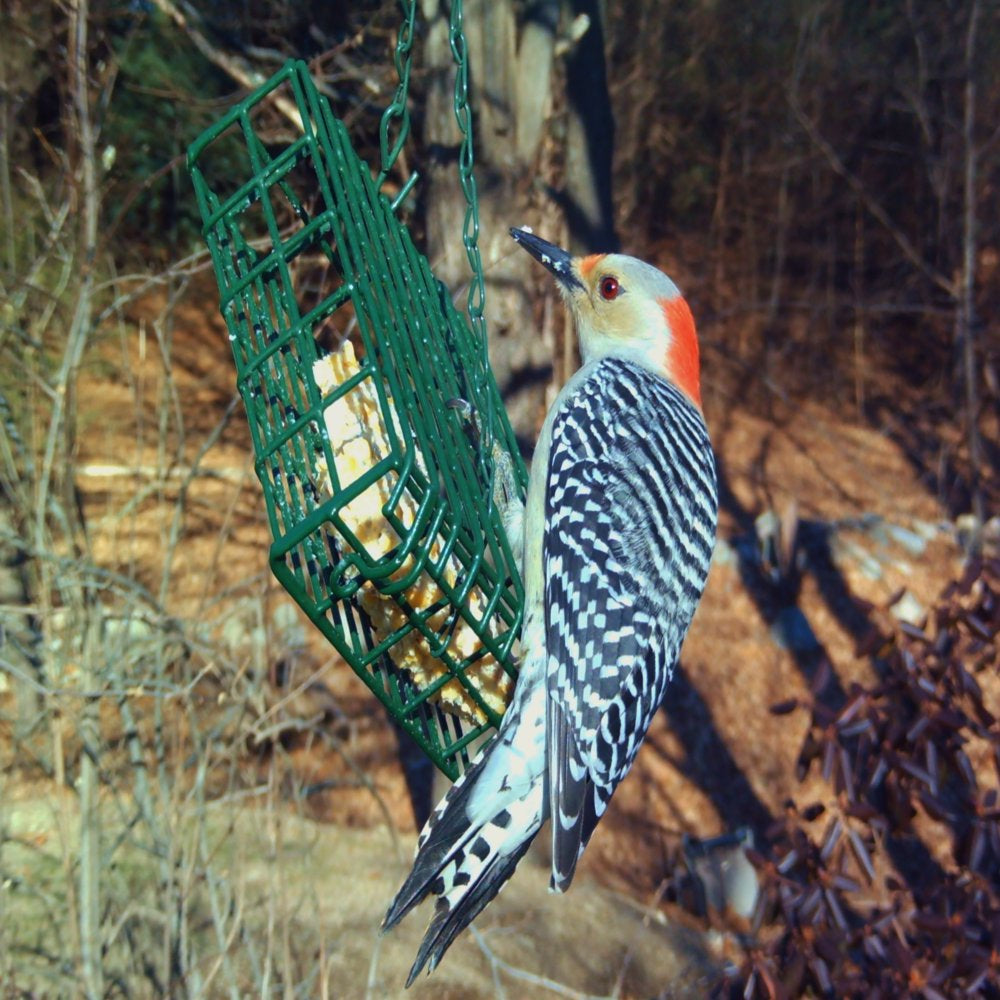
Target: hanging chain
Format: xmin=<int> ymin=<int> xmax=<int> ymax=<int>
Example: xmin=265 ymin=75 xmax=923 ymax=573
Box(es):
xmin=447 ymin=0 xmax=488 ymax=353
xmin=377 ymin=0 xmax=416 ymax=186
xmin=381 ymin=1 xmax=489 ymax=349
xmin=446 ymin=0 xmax=498 ymax=492
xmin=380 ymin=0 xmax=495 ymax=463
xmin=374 ymin=0 xmax=507 ymax=648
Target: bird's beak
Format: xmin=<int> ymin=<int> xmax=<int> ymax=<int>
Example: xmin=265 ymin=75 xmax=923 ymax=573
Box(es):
xmin=509 ymin=228 xmax=584 ymax=291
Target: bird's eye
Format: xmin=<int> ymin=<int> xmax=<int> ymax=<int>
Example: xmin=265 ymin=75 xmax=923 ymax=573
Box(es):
xmin=599 ymin=275 xmax=620 ymax=300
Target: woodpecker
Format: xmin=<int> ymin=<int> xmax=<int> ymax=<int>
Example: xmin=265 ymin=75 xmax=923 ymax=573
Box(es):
xmin=383 ymin=229 xmax=718 ymax=984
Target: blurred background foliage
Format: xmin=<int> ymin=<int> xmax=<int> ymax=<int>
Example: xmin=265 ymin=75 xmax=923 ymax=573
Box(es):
xmin=7 ymin=0 xmax=996 ymax=429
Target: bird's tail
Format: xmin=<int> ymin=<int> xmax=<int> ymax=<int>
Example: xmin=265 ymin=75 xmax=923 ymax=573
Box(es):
xmin=382 ymin=685 xmax=546 ymax=986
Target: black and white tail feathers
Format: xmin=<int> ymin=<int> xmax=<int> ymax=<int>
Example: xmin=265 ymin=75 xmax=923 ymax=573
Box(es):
xmin=382 ymin=682 xmax=546 ymax=985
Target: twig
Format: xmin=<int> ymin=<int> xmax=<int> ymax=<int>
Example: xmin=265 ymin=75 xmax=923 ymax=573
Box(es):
xmin=156 ymin=390 xmax=242 ymax=608
xmin=364 ymin=930 xmax=383 ymax=1000
xmin=787 ymin=93 xmax=954 ymax=301
xmin=249 ymin=712 xmax=328 ymax=746
xmin=470 ymin=925 xmax=619 ymax=1000
xmin=147 ymin=0 xmax=303 ymax=131
xmin=957 ymin=0 xmax=984 ymax=531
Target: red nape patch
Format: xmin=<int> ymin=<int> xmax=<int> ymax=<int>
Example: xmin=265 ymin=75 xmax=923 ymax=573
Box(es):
xmin=660 ymin=295 xmax=701 ymax=408
xmin=579 ymin=253 xmax=606 ymax=278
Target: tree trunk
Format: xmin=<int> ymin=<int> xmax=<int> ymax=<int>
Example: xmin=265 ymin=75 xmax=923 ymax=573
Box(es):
xmin=562 ymin=0 xmax=618 ymax=252
xmin=420 ymin=0 xmax=617 ymax=445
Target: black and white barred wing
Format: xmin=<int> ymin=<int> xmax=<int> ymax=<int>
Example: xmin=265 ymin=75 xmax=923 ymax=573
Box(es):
xmin=543 ymin=359 xmax=717 ymax=891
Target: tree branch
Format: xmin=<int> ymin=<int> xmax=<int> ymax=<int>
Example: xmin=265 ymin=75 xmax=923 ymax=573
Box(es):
xmin=148 ymin=0 xmax=303 ymax=131
xmin=788 ymin=92 xmax=955 ymax=300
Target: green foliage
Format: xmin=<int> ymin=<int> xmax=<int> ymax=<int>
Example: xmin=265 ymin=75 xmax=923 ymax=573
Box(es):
xmin=103 ymin=11 xmax=240 ymax=253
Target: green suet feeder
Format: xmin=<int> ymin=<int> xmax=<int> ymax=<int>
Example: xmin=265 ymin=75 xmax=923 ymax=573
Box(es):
xmin=187 ymin=57 xmax=526 ymax=780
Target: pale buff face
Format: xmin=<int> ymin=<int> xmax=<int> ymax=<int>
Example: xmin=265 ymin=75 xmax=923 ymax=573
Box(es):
xmin=554 ymin=253 xmax=683 ymax=376
xmin=510 ymin=229 xmax=701 ymax=404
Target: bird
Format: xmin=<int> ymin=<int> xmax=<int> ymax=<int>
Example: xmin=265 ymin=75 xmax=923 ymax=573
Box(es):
xmin=382 ymin=228 xmax=718 ymax=985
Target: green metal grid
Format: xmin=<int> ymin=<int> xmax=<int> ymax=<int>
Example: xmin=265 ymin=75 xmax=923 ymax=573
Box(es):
xmin=186 ymin=60 xmax=526 ymax=779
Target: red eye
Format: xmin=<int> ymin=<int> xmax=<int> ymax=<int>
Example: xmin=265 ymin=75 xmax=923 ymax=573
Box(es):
xmin=599 ymin=275 xmax=620 ymax=300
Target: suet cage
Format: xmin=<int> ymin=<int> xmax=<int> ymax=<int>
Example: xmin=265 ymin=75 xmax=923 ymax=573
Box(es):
xmin=187 ymin=58 xmax=526 ymax=779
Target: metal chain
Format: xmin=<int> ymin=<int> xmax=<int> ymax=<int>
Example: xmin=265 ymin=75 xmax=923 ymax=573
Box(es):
xmin=380 ymin=0 xmax=496 ymax=486
xmin=377 ymin=0 xmax=416 ymax=185
xmin=381 ymin=1 xmax=489 ymax=354
xmin=447 ymin=0 xmax=488 ymax=352
xmin=447 ymin=0 xmax=497 ymax=482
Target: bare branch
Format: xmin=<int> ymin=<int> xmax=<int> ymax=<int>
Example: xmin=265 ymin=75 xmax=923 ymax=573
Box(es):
xmin=788 ymin=92 xmax=955 ymax=300
xmin=147 ymin=0 xmax=303 ymax=131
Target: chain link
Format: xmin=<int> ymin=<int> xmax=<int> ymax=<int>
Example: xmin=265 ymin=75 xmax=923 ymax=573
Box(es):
xmin=379 ymin=0 xmax=496 ymax=490
xmin=381 ymin=1 xmax=489 ymax=352
xmin=447 ymin=0 xmax=487 ymax=350
xmin=447 ymin=0 xmax=496 ymax=476
xmin=377 ymin=0 xmax=416 ymax=185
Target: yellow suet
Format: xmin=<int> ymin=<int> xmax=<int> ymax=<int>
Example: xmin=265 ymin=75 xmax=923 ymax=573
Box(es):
xmin=312 ymin=341 xmax=513 ymax=726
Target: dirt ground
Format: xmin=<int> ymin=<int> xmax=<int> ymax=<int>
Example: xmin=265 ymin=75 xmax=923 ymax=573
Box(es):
xmin=61 ymin=265 xmax=975 ymax=995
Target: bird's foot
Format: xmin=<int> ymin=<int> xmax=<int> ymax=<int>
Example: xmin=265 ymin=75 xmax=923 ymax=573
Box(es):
xmin=446 ymin=397 xmax=525 ymax=557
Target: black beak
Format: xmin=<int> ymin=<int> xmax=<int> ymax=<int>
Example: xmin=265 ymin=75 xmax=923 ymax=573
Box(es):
xmin=509 ymin=228 xmax=584 ymax=290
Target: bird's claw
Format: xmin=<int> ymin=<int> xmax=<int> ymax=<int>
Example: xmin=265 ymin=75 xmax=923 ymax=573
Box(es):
xmin=446 ymin=397 xmax=525 ymax=556
xmin=446 ymin=397 xmax=481 ymax=448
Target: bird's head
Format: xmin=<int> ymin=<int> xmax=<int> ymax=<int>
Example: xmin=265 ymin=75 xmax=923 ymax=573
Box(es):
xmin=510 ymin=228 xmax=701 ymax=408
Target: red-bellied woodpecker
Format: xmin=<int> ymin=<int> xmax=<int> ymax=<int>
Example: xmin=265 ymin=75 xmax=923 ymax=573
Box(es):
xmin=383 ymin=229 xmax=718 ymax=984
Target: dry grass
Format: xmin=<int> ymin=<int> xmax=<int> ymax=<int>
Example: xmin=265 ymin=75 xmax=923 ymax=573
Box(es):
xmin=1 ymin=786 xmax=721 ymax=998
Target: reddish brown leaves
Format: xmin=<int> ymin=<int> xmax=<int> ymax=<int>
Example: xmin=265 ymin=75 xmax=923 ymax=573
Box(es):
xmin=717 ymin=559 xmax=1000 ymax=998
